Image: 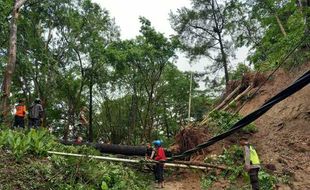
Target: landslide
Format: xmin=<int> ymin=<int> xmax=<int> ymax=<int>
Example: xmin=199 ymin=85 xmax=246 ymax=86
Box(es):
xmin=171 ymin=63 xmax=309 ymax=189
xmin=238 ymin=64 xmax=310 ymax=189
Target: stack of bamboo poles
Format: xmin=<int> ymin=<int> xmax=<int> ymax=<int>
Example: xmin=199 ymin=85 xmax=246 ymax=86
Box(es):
xmin=48 ymin=151 xmax=226 ymax=171
xmin=199 ymin=73 xmax=262 ymax=126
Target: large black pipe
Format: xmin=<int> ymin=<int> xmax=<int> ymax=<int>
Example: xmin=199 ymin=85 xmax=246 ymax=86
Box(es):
xmin=60 ymin=141 xmax=172 ymax=157
xmin=94 ymin=143 xmax=146 ymax=156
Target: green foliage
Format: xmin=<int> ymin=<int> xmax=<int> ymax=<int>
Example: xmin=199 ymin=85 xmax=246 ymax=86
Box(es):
xmin=0 ymin=129 xmax=151 ymax=189
xmin=0 ymin=129 xmax=55 ymax=160
xmin=230 ymin=0 xmax=309 ymax=71
xmin=44 ymin=148 xmax=151 ymax=189
xmin=28 ymin=129 xmax=55 ymax=156
xmin=6 ymin=130 xmax=30 ymax=160
xmin=201 ymin=173 xmax=217 ymax=190
xmin=258 ymin=170 xmax=277 ymax=190
xmin=229 ymin=63 xmax=252 ymax=81
xmin=203 ymin=145 xmax=280 ymax=189
xmin=170 ymin=0 xmax=239 ymax=86
xmin=208 ymin=110 xmax=257 ymax=134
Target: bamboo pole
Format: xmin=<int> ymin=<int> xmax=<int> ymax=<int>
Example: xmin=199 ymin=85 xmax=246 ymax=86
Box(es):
xmin=173 ymin=160 xmax=226 ymax=170
xmin=212 ymin=84 xmax=242 ymax=111
xmin=223 ymin=84 xmax=253 ymax=111
xmin=188 ymin=71 xmax=193 ymax=122
xmin=199 ymin=83 xmax=242 ymax=126
xmin=47 ymin=151 xmax=224 ymax=170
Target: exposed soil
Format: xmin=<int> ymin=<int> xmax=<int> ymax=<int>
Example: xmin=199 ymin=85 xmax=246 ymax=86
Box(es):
xmin=153 ymin=170 xmax=202 ymax=190
xmin=168 ymin=63 xmax=310 ymax=189
xmin=239 ymin=64 xmax=310 ymax=190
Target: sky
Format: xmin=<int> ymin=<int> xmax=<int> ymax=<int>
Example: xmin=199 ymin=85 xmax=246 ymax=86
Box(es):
xmin=92 ymin=0 xmax=248 ymax=77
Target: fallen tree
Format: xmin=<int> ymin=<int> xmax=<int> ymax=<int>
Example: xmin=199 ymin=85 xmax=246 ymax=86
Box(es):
xmin=60 ymin=141 xmax=172 ymax=156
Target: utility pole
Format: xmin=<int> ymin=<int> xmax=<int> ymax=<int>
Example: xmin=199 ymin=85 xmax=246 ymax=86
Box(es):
xmin=188 ymin=71 xmax=193 ymax=122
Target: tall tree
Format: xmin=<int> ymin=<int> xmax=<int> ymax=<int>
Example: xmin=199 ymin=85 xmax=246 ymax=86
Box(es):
xmin=229 ymin=0 xmax=308 ymax=69
xmin=1 ymin=0 xmax=27 ymax=123
xmin=105 ymin=18 xmax=176 ymax=142
xmin=170 ymin=0 xmax=235 ymax=85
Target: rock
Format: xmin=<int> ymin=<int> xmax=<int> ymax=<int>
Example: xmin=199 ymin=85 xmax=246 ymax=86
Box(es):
xmin=276 ymin=184 xmax=292 ymax=190
xmin=277 ymin=158 xmax=288 ymax=165
xmin=265 ymin=163 xmax=277 ymax=171
xmin=282 ymin=168 xmax=295 ymax=177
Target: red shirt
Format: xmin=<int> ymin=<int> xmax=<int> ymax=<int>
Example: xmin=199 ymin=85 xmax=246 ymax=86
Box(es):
xmin=155 ymin=147 xmax=166 ymax=161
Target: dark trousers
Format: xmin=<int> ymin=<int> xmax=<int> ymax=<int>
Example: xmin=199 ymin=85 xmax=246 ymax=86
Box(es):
xmin=249 ymin=168 xmax=260 ymax=190
xmin=154 ymin=163 xmax=164 ymax=183
xmin=13 ymin=116 xmax=25 ymax=128
xmin=29 ymin=118 xmax=40 ymax=129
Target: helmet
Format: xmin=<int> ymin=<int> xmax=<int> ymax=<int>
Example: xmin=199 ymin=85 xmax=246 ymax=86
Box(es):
xmin=152 ymin=140 xmax=162 ymax=146
xmin=35 ymin=98 xmax=41 ymax=103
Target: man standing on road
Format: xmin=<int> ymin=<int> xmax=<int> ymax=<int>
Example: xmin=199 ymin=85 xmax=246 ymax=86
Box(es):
xmin=240 ymin=137 xmax=261 ymax=190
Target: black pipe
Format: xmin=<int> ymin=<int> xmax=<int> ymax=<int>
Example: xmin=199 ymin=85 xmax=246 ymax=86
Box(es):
xmin=60 ymin=141 xmax=172 ymax=157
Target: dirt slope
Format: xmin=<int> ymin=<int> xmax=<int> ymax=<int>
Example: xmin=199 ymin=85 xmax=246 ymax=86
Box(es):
xmin=167 ymin=64 xmax=309 ymax=190
xmin=163 ymin=172 xmax=202 ymax=190
xmin=239 ymin=64 xmax=310 ymax=189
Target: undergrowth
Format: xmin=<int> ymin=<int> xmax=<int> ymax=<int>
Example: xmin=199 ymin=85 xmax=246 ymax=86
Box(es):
xmin=201 ymin=145 xmax=280 ymax=190
xmin=208 ymin=111 xmax=257 ymax=134
xmin=0 ymin=128 xmax=151 ymax=190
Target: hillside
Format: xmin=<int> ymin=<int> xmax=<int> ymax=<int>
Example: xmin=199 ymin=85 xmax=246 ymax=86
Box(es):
xmin=169 ymin=63 xmax=309 ymax=190
xmin=239 ymin=64 xmax=310 ymax=189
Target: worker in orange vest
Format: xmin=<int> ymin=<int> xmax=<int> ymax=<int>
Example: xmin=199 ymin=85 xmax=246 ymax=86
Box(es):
xmin=13 ymin=99 xmax=27 ymax=129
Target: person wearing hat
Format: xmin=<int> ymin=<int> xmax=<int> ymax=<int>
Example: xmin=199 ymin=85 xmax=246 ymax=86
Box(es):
xmin=29 ymin=98 xmax=44 ymax=129
xmin=153 ymin=140 xmax=166 ymax=188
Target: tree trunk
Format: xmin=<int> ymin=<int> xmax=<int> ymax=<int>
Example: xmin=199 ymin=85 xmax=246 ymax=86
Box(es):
xmin=223 ymin=83 xmax=253 ymax=111
xmin=211 ymin=0 xmax=229 ymax=85
xmin=275 ymin=14 xmax=287 ymax=37
xmin=128 ymin=87 xmax=138 ymax=144
xmin=199 ymin=84 xmax=242 ymax=126
xmin=144 ymin=93 xmax=154 ymax=142
xmin=88 ymin=65 xmax=94 ymax=142
xmin=40 ymin=96 xmax=47 ymax=128
xmin=188 ymin=72 xmax=193 ymax=121
xmin=163 ymin=101 xmax=170 ymax=138
xmin=63 ymin=103 xmax=72 ymax=142
xmin=0 ymin=0 xmax=27 ymax=123
xmin=218 ymin=34 xmax=229 ymax=85
xmin=213 ymin=84 xmax=242 ymax=111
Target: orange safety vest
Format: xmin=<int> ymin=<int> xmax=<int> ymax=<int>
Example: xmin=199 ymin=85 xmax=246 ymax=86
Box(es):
xmin=15 ymin=105 xmax=26 ymax=117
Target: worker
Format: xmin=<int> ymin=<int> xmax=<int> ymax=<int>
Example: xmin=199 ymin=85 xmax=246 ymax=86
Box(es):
xmin=145 ymin=142 xmax=155 ymax=160
xmin=153 ymin=140 xmax=166 ymax=188
xmin=13 ymin=99 xmax=27 ymax=129
xmin=75 ymin=106 xmax=88 ymax=143
xmin=240 ymin=137 xmax=260 ymax=190
xmin=145 ymin=142 xmax=155 ymax=171
xmin=29 ymin=98 xmax=44 ymax=129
